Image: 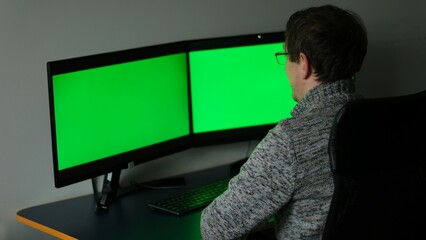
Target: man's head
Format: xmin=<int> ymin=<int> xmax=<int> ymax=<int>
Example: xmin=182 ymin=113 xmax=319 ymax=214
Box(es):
xmin=285 ymin=5 xmax=368 ymax=83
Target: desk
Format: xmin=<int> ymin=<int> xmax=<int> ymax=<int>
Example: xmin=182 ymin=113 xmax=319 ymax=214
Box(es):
xmin=17 ymin=165 xmax=235 ymax=240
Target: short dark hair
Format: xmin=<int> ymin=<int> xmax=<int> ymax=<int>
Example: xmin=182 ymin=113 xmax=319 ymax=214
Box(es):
xmin=285 ymin=5 xmax=368 ymax=82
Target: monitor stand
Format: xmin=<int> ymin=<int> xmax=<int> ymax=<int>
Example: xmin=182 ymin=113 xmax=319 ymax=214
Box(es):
xmin=90 ymin=156 xmax=249 ymax=213
xmin=92 ymin=169 xmax=187 ymax=213
xmin=94 ymin=170 xmax=122 ymax=213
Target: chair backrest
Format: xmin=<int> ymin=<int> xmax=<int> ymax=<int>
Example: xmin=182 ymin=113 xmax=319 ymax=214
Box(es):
xmin=322 ymin=90 xmax=426 ymax=240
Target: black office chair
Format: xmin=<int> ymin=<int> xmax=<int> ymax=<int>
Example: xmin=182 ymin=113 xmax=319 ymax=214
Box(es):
xmin=323 ymin=90 xmax=426 ymax=240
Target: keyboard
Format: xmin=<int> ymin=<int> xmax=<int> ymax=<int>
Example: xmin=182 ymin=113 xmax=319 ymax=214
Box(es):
xmin=148 ymin=178 xmax=230 ymax=215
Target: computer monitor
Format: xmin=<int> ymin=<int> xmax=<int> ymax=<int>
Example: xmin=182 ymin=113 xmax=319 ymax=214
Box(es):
xmin=47 ymin=42 xmax=191 ymax=188
xmin=48 ymin=32 xmax=296 ymax=189
xmin=188 ymin=32 xmax=297 ymax=145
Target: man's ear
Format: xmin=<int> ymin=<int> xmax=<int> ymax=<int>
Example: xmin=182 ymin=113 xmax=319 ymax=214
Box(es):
xmin=298 ymin=52 xmax=312 ymax=79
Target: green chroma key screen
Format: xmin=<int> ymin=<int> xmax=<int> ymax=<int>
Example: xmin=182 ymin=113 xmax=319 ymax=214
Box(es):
xmin=52 ymin=53 xmax=190 ymax=170
xmin=189 ymin=42 xmax=296 ymax=134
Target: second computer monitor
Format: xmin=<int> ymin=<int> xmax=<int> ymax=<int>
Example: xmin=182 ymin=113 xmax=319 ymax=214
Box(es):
xmin=189 ymin=32 xmax=297 ymax=145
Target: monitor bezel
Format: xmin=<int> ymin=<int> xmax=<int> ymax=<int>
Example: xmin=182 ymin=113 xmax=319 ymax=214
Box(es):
xmin=187 ymin=31 xmax=286 ymax=146
xmin=47 ymin=42 xmax=192 ymax=188
xmin=47 ymin=31 xmax=288 ymax=188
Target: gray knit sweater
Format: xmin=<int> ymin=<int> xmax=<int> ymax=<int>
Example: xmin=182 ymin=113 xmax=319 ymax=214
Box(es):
xmin=200 ymin=79 xmax=363 ymax=240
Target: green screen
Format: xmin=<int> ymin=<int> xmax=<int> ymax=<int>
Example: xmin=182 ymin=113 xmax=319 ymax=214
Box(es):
xmin=189 ymin=42 xmax=296 ymax=134
xmin=53 ymin=53 xmax=190 ymax=170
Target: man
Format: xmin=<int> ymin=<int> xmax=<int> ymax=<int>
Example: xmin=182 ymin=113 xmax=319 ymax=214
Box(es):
xmin=201 ymin=5 xmax=368 ymax=240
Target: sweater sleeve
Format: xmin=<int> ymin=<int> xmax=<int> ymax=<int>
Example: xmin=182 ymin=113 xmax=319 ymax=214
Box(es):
xmin=200 ymin=126 xmax=296 ymax=239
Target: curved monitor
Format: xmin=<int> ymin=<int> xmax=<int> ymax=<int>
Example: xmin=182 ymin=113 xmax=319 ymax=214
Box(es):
xmin=188 ymin=32 xmax=296 ymax=145
xmin=48 ymin=42 xmax=191 ymax=187
xmin=47 ymin=31 xmax=296 ymax=188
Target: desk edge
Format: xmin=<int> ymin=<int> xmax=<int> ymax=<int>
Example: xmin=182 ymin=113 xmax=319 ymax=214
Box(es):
xmin=16 ymin=214 xmax=78 ymax=240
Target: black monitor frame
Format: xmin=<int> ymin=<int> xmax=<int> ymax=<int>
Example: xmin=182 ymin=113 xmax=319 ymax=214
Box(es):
xmin=47 ymin=41 xmax=191 ymax=188
xmin=187 ymin=31 xmax=286 ymax=146
xmin=47 ymin=31 xmax=287 ymax=189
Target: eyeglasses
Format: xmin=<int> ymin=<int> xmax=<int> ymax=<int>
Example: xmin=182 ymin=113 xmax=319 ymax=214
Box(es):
xmin=275 ymin=52 xmax=288 ymax=65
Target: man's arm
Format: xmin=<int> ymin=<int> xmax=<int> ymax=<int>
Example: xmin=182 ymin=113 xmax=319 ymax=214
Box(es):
xmin=200 ymin=127 xmax=296 ymax=239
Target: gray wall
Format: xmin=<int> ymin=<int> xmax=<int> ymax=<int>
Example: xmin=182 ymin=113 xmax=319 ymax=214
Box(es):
xmin=1 ymin=0 xmax=425 ymax=239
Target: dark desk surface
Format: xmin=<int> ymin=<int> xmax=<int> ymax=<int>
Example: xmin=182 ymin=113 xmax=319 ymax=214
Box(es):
xmin=17 ymin=165 xmax=235 ymax=240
